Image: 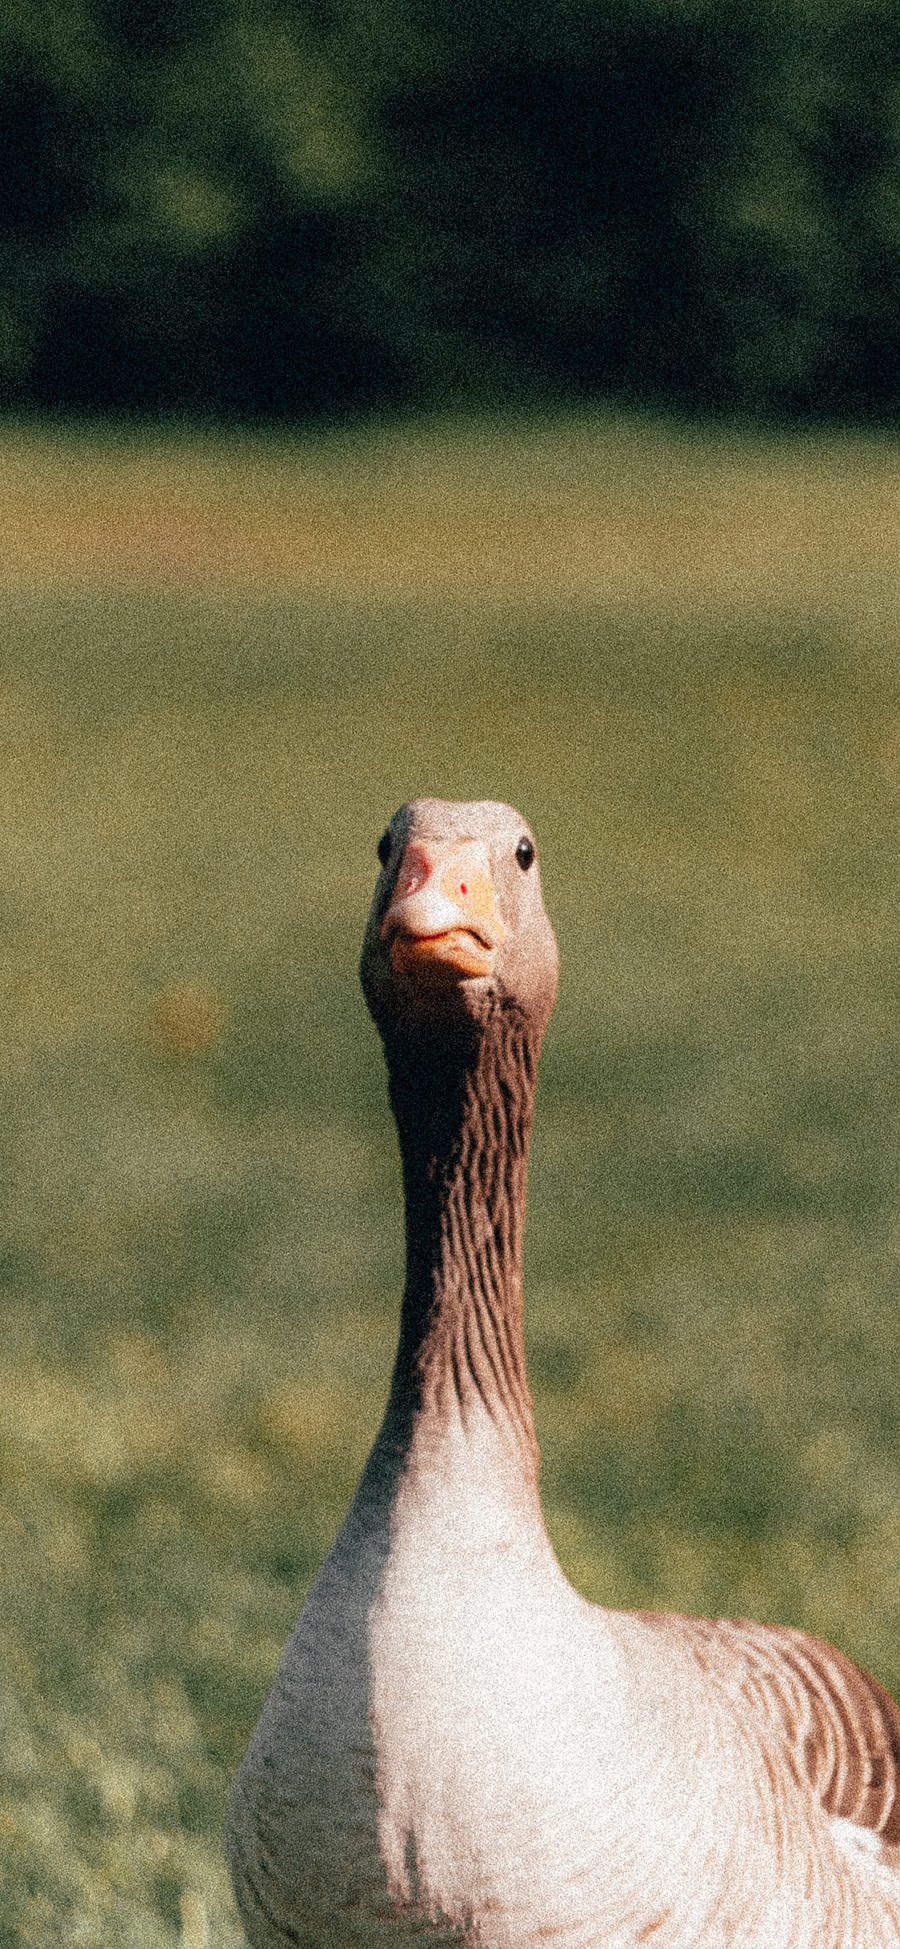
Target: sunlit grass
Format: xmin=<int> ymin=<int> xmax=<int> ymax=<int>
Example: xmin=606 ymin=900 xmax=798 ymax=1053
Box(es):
xmin=2 ymin=411 xmax=900 ymax=1946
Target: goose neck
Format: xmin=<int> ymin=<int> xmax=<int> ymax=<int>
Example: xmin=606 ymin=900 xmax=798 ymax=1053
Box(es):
xmin=383 ymin=1002 xmax=540 ymax=1472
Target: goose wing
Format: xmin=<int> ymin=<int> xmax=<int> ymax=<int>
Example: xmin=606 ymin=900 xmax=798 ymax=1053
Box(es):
xmin=690 ymin=1615 xmax=900 ymax=1853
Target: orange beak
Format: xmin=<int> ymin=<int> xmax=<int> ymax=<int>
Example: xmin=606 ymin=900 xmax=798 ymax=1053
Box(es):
xmin=381 ymin=840 xmax=506 ymax=980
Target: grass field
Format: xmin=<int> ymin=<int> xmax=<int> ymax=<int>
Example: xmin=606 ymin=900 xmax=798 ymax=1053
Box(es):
xmin=2 ymin=409 xmax=900 ymax=1947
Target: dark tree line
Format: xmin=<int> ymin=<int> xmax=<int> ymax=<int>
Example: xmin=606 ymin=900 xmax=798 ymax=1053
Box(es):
xmin=3 ymin=0 xmax=900 ymax=421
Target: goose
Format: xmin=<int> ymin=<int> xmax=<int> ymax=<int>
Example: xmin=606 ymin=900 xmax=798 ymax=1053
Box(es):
xmin=226 ymin=796 xmax=900 ymax=1949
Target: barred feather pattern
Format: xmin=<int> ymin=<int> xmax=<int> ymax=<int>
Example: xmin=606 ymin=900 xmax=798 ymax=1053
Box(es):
xmin=679 ymin=1613 xmax=900 ymax=1851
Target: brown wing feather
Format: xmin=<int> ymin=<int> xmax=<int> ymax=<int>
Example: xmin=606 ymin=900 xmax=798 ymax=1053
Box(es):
xmin=688 ymin=1616 xmax=900 ymax=1846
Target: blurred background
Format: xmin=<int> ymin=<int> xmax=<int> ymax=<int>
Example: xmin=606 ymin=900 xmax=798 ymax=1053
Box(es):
xmin=5 ymin=0 xmax=900 ymax=420
xmin=3 ymin=5 xmax=900 ymax=1948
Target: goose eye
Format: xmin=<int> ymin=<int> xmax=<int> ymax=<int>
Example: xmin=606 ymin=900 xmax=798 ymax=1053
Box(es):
xmin=515 ymin=836 xmax=535 ymax=872
xmin=377 ymin=830 xmax=391 ymax=868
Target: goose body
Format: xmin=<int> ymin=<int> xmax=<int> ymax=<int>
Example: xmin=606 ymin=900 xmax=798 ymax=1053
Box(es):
xmin=226 ymin=799 xmax=900 ymax=1949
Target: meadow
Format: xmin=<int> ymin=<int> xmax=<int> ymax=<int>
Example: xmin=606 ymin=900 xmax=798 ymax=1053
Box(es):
xmin=2 ymin=410 xmax=900 ymax=1947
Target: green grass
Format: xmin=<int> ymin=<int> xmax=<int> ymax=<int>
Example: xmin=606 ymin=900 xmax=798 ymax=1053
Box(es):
xmin=2 ymin=409 xmax=900 ymax=1946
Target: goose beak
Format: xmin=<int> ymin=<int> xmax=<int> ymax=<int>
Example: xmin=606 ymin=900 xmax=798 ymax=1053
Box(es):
xmin=381 ymin=841 xmax=506 ymax=981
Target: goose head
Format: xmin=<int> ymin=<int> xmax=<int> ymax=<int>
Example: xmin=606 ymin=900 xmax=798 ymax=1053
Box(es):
xmin=360 ymin=798 xmax=559 ymax=1049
